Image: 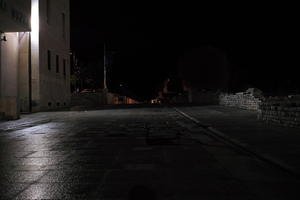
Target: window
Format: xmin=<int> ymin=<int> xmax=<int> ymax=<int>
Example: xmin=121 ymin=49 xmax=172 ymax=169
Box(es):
xmin=56 ymin=55 xmax=59 ymax=73
xmin=63 ymin=59 xmax=66 ymax=77
xmin=46 ymin=0 xmax=51 ymax=24
xmin=47 ymin=50 xmax=51 ymax=70
xmin=62 ymin=13 xmax=66 ymax=39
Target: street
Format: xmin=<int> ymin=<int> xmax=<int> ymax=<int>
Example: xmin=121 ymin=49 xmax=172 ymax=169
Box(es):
xmin=0 ymin=105 xmax=299 ymax=200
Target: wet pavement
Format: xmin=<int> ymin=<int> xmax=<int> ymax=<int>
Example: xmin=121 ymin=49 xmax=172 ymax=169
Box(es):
xmin=177 ymin=105 xmax=300 ymax=172
xmin=0 ymin=106 xmax=299 ymax=199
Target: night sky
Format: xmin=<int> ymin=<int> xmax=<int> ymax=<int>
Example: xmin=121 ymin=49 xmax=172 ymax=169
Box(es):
xmin=70 ymin=1 xmax=299 ymax=100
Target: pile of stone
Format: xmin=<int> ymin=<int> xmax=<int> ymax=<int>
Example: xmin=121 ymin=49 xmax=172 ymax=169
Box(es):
xmin=258 ymin=95 xmax=300 ymax=127
xmin=219 ymin=88 xmax=264 ymax=111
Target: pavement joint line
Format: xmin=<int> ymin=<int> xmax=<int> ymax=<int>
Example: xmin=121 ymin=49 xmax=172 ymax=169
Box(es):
xmin=173 ymin=107 xmax=300 ymax=180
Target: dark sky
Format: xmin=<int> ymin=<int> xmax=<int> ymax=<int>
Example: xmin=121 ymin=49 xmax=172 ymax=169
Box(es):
xmin=70 ymin=1 xmax=299 ymax=99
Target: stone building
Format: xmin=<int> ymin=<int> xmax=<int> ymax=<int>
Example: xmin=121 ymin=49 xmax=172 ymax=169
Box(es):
xmin=0 ymin=0 xmax=70 ymax=119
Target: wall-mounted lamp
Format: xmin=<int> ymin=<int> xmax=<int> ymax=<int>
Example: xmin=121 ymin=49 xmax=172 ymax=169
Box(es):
xmin=0 ymin=32 xmax=7 ymax=42
xmin=0 ymin=35 xmax=7 ymax=42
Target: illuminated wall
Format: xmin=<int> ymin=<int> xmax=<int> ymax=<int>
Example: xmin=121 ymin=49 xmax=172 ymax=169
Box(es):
xmin=18 ymin=32 xmax=30 ymax=113
xmin=0 ymin=33 xmax=19 ymax=97
xmin=30 ymin=0 xmax=40 ymax=111
xmin=0 ymin=33 xmax=20 ymax=119
xmin=0 ymin=0 xmax=31 ymax=119
xmin=0 ymin=0 xmax=70 ymax=118
xmin=37 ymin=0 xmax=70 ymax=111
xmin=22 ymin=0 xmax=71 ymax=112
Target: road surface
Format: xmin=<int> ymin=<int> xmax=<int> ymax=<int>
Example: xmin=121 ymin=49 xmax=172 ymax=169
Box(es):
xmin=0 ymin=105 xmax=299 ymax=199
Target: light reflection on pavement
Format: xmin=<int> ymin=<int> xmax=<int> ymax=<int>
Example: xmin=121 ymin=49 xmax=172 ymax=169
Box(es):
xmin=0 ymin=107 xmax=299 ymax=199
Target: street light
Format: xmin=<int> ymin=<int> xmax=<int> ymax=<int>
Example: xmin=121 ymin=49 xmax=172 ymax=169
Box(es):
xmin=103 ymin=43 xmax=108 ymax=104
xmin=103 ymin=43 xmax=108 ymax=90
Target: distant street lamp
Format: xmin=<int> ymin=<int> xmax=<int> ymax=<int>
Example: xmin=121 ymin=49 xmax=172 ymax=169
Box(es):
xmin=103 ymin=43 xmax=108 ymax=90
xmin=103 ymin=43 xmax=108 ymax=104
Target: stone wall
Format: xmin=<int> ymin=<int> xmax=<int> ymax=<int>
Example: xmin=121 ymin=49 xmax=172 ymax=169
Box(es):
xmin=211 ymin=87 xmax=300 ymax=128
xmin=258 ymin=96 xmax=300 ymax=127
xmin=219 ymin=88 xmax=264 ymax=111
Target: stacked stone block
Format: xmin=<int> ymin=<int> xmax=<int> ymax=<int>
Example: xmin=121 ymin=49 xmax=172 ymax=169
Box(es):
xmin=219 ymin=88 xmax=264 ymax=111
xmin=258 ymin=96 xmax=300 ymax=127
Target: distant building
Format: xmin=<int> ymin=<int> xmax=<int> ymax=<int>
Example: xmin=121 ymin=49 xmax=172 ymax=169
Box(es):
xmin=155 ymin=78 xmax=187 ymax=104
xmin=0 ymin=0 xmax=70 ymax=119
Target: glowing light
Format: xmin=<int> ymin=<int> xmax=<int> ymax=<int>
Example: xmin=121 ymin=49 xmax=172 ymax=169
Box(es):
xmin=31 ymin=0 xmax=39 ymax=44
xmin=30 ymin=0 xmax=39 ymax=71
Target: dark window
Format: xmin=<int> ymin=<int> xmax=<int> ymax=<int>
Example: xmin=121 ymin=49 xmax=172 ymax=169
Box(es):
xmin=48 ymin=102 xmax=52 ymax=107
xmin=56 ymin=102 xmax=60 ymax=107
xmin=63 ymin=59 xmax=66 ymax=77
xmin=47 ymin=50 xmax=51 ymax=70
xmin=56 ymin=55 xmax=59 ymax=73
xmin=62 ymin=13 xmax=66 ymax=39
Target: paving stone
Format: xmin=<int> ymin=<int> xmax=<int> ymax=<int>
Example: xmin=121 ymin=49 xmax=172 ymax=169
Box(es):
xmin=0 ymin=106 xmax=299 ymax=199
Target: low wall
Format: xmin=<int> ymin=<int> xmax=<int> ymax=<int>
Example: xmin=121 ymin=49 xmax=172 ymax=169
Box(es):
xmin=218 ymin=88 xmax=300 ymax=128
xmin=71 ymin=93 xmax=105 ymax=107
xmin=219 ymin=89 xmax=264 ymax=111
xmin=258 ymin=96 xmax=300 ymax=127
xmin=70 ymin=92 xmax=130 ymax=108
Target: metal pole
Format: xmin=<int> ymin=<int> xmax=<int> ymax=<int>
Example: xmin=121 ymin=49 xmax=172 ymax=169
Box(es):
xmin=104 ymin=43 xmax=107 ymax=90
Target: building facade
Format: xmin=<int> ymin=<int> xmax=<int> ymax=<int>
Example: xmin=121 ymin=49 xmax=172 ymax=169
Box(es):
xmin=30 ymin=0 xmax=71 ymax=112
xmin=0 ymin=0 xmax=70 ymax=119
